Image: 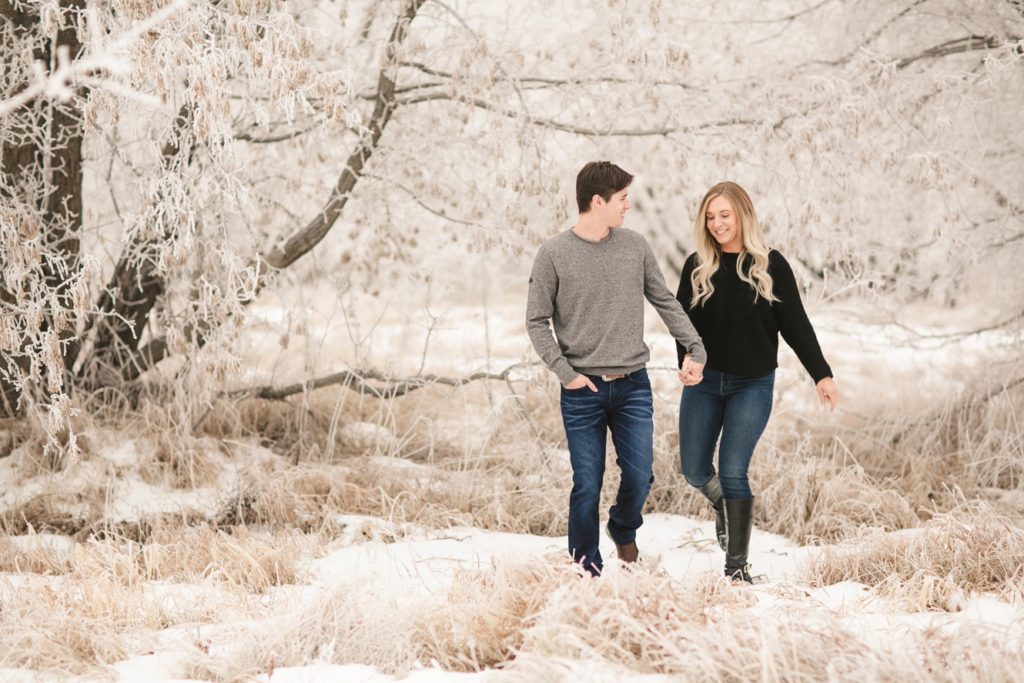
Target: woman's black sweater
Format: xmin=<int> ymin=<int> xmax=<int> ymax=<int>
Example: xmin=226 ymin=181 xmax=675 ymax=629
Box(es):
xmin=674 ymin=250 xmax=832 ymax=382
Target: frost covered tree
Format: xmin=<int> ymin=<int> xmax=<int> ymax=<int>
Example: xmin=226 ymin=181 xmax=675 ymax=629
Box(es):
xmin=627 ymin=0 xmax=1024 ymax=309
xmin=1 ymin=0 xmax=1021 ymax=448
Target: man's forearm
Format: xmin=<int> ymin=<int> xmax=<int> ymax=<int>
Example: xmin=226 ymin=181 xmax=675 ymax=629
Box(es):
xmin=526 ymin=318 xmax=578 ymax=385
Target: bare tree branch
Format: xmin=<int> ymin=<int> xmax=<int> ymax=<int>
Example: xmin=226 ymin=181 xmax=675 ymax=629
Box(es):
xmin=813 ymin=0 xmax=930 ymax=67
xmin=77 ymin=100 xmax=195 ymax=381
xmin=364 ymin=172 xmax=487 ymax=228
xmin=399 ymin=60 xmax=703 ymax=91
xmin=397 ymin=92 xmax=759 ymax=136
xmin=233 ymin=122 xmax=323 ymax=143
xmin=887 ymin=307 xmax=1024 ymax=341
xmin=127 ymin=0 xmax=429 ymax=379
xmin=897 ymin=35 xmax=1022 ymax=69
xmin=744 ymin=0 xmax=837 ymax=24
xmin=236 ymin=363 xmax=541 ymax=401
xmin=260 ymin=0 xmax=426 ymax=271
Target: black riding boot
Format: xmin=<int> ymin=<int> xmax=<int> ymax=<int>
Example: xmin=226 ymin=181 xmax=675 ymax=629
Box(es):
xmin=723 ymin=497 xmax=754 ymax=583
xmin=696 ymin=473 xmax=727 ymax=551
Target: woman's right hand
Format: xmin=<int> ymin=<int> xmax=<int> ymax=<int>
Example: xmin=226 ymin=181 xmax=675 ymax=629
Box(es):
xmin=678 ymin=356 xmax=704 ymax=386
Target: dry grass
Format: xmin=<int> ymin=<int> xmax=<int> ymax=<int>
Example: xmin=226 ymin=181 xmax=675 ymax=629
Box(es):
xmin=2 ymin=366 xmax=1021 ymax=554
xmin=0 ymin=535 xmax=73 ymax=574
xmin=506 ymin=616 xmax=1024 ymax=683
xmin=0 ymin=494 xmax=95 ymax=537
xmin=807 ymin=371 xmax=1024 ymax=519
xmin=752 ymin=440 xmax=921 ymax=543
xmin=184 ymin=578 xmax=422 ymax=681
xmin=0 ymin=525 xmax=304 ymax=675
xmin=181 ymin=559 xmax=740 ymax=681
xmin=800 ymin=500 xmax=1024 ymax=610
xmin=644 ymin=412 xmax=920 ymax=545
xmin=212 ymin=403 xmax=571 ymax=536
xmin=137 ymin=435 xmax=224 ymax=489
xmin=415 ymin=560 xmax=570 ymax=671
xmin=70 ymin=526 xmax=312 ymax=593
xmin=1 ymin=356 xmax=1023 ymax=680
xmin=179 ymin=555 xmax=1024 ymax=683
xmin=0 ymin=567 xmax=188 ymax=676
xmin=0 ymin=578 xmax=141 ymax=675
xmin=0 ymin=568 xmax=259 ymax=676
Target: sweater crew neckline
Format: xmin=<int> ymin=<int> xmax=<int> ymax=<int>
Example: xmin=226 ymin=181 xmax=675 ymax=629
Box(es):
xmin=569 ymin=226 xmax=616 ymax=244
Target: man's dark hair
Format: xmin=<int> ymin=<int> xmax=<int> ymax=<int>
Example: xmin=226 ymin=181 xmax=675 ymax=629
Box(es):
xmin=576 ymin=161 xmax=633 ymax=213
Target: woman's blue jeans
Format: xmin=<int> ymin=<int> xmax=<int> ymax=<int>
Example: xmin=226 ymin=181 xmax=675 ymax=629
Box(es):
xmin=678 ymin=368 xmax=775 ymax=500
xmin=560 ymin=368 xmax=654 ymax=576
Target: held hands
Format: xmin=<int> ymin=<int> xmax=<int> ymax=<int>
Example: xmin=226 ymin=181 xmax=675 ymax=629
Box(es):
xmin=677 ymin=355 xmax=705 ymax=386
xmin=565 ymin=374 xmax=598 ymax=392
xmin=816 ymin=377 xmax=840 ymax=413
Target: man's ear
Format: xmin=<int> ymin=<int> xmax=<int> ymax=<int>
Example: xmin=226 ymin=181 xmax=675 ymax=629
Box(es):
xmin=591 ymin=194 xmax=604 ymax=209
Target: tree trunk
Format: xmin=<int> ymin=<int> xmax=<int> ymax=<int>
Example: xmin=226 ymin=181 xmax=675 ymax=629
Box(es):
xmin=79 ymin=103 xmax=195 ymax=385
xmin=0 ymin=0 xmax=86 ymax=415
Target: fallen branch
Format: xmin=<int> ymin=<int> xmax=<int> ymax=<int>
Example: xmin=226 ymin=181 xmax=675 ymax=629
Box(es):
xmin=235 ymin=362 xmax=543 ymax=401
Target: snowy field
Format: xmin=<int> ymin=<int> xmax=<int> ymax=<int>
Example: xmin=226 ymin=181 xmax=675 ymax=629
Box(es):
xmin=1 ymin=295 xmax=1022 ymax=681
xmin=3 ymin=427 xmax=1023 ymax=683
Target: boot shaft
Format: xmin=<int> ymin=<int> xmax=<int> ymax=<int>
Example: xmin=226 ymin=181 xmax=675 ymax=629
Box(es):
xmin=696 ymin=473 xmax=724 ymax=510
xmin=696 ymin=473 xmax=727 ymax=551
xmin=723 ymin=497 xmax=754 ymax=579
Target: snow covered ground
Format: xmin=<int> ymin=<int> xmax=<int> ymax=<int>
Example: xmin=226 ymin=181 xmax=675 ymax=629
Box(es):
xmin=1 ymin=295 xmax=1021 ymax=681
xmin=1 ymin=432 xmax=1022 ymax=681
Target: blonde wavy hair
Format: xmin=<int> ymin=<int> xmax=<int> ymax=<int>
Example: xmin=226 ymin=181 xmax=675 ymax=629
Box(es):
xmin=690 ymin=181 xmax=778 ymax=307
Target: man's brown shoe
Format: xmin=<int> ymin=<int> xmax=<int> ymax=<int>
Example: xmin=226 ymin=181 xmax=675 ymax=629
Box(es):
xmin=606 ymin=524 xmax=639 ymax=563
xmin=614 ymin=540 xmax=639 ymax=563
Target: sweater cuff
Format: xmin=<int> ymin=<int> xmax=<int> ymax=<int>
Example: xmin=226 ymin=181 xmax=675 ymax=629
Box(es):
xmin=685 ymin=342 xmax=707 ymax=365
xmin=553 ymin=359 xmax=578 ymax=387
xmin=810 ymin=364 xmax=833 ymax=384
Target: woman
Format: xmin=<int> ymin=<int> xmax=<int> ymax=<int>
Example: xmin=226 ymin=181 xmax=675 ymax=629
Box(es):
xmin=675 ymin=181 xmax=839 ymax=583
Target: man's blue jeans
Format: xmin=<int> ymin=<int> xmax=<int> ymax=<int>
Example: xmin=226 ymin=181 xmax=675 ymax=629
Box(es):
xmin=560 ymin=368 xmax=654 ymax=575
xmin=678 ymin=368 xmax=775 ymax=499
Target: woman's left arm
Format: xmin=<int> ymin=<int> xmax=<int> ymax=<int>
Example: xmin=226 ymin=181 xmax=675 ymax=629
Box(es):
xmin=770 ymin=251 xmax=840 ymax=411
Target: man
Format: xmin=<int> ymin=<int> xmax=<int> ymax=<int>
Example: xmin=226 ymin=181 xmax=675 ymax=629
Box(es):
xmin=526 ymin=161 xmax=706 ymax=576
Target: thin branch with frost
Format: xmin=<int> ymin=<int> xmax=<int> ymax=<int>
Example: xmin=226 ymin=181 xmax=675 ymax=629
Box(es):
xmin=0 ymin=0 xmax=189 ymax=117
xmin=396 ymin=92 xmax=758 ymax=136
xmin=233 ymin=122 xmax=323 ymax=144
xmin=125 ymin=0 xmax=429 ymax=379
xmin=897 ymin=35 xmax=1023 ymax=69
xmin=743 ymin=0 xmax=837 ymax=24
xmin=813 ymin=0 xmax=931 ymax=67
xmin=234 ymin=362 xmax=542 ymax=401
xmin=364 ymin=173 xmax=487 ymax=228
xmin=886 ymin=307 xmax=1024 ymax=341
xmin=397 ymin=61 xmax=704 ymax=91
xmin=259 ymin=0 xmax=428 ymax=272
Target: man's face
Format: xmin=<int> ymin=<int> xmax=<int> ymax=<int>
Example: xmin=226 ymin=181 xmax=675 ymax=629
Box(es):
xmin=597 ymin=188 xmax=631 ymax=227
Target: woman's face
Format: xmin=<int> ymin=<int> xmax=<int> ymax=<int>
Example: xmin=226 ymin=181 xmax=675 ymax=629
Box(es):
xmin=705 ymin=195 xmax=742 ymax=253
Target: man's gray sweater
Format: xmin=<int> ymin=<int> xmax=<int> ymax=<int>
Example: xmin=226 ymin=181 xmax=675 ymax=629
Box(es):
xmin=526 ymin=227 xmax=707 ymax=386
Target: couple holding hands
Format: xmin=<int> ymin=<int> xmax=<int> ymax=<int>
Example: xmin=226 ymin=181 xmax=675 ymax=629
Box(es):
xmin=526 ymin=161 xmax=840 ymax=582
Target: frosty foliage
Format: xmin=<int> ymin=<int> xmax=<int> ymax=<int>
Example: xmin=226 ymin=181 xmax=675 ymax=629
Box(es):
xmin=0 ymin=0 xmax=1021 ymax=457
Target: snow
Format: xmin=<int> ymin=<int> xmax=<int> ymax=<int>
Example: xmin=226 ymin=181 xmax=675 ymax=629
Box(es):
xmin=1 ymin=303 xmax=1022 ymax=681
xmin=4 ymin=533 xmax=76 ymax=556
xmin=93 ymin=508 xmax=1024 ymax=681
xmin=257 ymin=663 xmax=490 ymax=683
xmin=3 ymin=435 xmax=1024 ymax=682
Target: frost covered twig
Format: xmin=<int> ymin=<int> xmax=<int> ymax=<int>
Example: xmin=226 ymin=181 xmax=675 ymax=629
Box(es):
xmin=0 ymin=0 xmax=188 ymax=118
xmin=235 ymin=362 xmax=543 ymax=401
